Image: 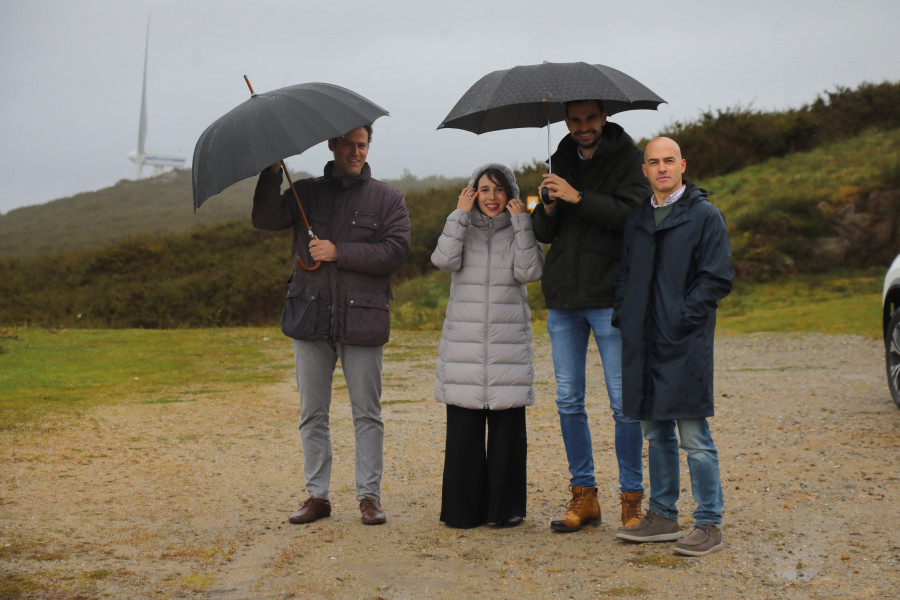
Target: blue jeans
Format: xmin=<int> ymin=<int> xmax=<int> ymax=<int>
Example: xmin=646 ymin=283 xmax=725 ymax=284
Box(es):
xmin=547 ymin=308 xmax=643 ymax=492
xmin=641 ymin=418 xmax=723 ymax=524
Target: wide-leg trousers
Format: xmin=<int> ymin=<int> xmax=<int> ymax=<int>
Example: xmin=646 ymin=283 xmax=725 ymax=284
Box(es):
xmin=440 ymin=404 xmax=527 ymax=528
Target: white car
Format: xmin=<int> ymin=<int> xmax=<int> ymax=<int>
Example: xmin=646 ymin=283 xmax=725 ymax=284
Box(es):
xmin=882 ymin=254 xmax=900 ymax=408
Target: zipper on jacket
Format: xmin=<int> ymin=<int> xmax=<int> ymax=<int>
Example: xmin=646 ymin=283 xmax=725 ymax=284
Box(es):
xmin=483 ymin=219 xmax=494 ymax=409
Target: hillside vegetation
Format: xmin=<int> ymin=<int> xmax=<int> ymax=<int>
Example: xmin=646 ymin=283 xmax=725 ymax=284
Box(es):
xmin=0 ymin=172 xmax=261 ymax=256
xmin=0 ymin=169 xmax=464 ymax=257
xmin=649 ymin=81 xmax=900 ymax=180
xmin=2 ymin=81 xmax=896 ymax=258
xmin=703 ymin=128 xmax=900 ymax=279
xmin=1 ymin=82 xmax=898 ymax=330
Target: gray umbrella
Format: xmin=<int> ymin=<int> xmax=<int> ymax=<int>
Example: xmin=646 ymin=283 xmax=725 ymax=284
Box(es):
xmin=438 ymin=61 xmax=665 ymax=134
xmin=192 ymin=80 xmax=389 ymax=211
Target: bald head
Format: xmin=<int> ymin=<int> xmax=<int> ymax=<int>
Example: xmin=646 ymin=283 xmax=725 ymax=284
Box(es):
xmin=644 ymin=137 xmax=681 ymax=161
xmin=642 ymin=137 xmax=686 ymax=202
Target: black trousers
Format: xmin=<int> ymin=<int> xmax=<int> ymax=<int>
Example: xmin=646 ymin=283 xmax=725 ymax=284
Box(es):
xmin=440 ymin=404 xmax=527 ymax=528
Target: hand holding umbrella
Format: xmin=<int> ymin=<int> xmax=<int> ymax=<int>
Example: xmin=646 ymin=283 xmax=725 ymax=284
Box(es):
xmin=539 ymin=172 xmax=581 ymax=215
xmin=308 ymin=238 xmax=338 ymax=263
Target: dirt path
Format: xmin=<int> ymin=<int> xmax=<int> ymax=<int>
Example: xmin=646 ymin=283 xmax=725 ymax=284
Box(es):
xmin=2 ymin=331 xmax=898 ymax=599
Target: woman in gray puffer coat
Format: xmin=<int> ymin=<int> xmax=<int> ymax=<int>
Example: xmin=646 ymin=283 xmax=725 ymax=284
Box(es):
xmin=431 ymin=163 xmax=544 ymax=529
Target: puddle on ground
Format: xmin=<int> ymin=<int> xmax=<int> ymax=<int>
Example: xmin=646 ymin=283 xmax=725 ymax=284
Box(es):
xmin=774 ymin=561 xmax=818 ymax=581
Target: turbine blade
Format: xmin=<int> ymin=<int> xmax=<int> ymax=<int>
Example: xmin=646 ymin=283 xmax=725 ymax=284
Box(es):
xmin=137 ymin=17 xmax=149 ymax=156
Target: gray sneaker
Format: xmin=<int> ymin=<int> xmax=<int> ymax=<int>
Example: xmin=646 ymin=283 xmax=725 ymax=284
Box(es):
xmin=673 ymin=523 xmax=723 ymax=556
xmin=615 ymin=509 xmax=683 ymax=542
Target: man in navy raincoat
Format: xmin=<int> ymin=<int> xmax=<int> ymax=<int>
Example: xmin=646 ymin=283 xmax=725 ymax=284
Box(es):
xmin=612 ymin=137 xmax=733 ymax=556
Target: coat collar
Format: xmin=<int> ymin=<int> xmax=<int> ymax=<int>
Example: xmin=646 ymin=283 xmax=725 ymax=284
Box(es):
xmin=470 ymin=208 xmax=511 ymax=230
xmin=551 ymin=121 xmax=634 ymax=172
xmin=321 ymin=161 xmax=371 ymax=189
xmin=636 ymin=179 xmax=707 ymax=232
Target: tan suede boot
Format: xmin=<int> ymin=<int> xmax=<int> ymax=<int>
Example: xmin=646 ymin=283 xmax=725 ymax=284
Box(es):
xmin=620 ymin=491 xmax=644 ymax=528
xmin=550 ymin=485 xmax=601 ymax=532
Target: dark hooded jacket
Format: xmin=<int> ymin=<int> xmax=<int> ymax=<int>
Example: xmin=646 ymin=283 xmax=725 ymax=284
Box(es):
xmin=612 ymin=180 xmax=733 ymax=420
xmin=532 ymin=121 xmax=650 ymax=309
xmin=252 ymin=161 xmax=410 ymax=346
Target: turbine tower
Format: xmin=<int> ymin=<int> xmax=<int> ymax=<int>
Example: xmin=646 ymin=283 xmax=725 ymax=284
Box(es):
xmin=127 ymin=18 xmax=186 ymax=178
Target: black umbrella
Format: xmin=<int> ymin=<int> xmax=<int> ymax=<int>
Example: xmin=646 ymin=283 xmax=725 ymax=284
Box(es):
xmin=192 ymin=79 xmax=389 ymax=211
xmin=439 ymin=61 xmax=665 ymax=133
xmin=438 ymin=61 xmax=665 ymax=171
xmin=192 ymin=78 xmax=388 ymax=270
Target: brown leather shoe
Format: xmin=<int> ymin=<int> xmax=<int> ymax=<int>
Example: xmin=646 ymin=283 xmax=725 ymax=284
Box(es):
xmin=359 ymin=495 xmax=386 ymax=525
xmin=550 ymin=485 xmax=601 ymax=532
xmin=620 ymin=491 xmax=644 ymax=528
xmin=288 ymin=497 xmax=331 ymax=524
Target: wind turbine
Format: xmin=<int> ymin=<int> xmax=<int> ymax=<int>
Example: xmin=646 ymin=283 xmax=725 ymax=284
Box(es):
xmin=127 ymin=18 xmax=186 ymax=178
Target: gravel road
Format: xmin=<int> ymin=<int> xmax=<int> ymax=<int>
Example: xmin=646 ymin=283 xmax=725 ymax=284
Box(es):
xmin=2 ymin=330 xmax=897 ymax=599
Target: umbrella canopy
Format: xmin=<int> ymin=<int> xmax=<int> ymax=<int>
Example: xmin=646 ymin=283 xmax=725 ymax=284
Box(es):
xmin=192 ymin=81 xmax=389 ymax=210
xmin=438 ymin=61 xmax=665 ymax=134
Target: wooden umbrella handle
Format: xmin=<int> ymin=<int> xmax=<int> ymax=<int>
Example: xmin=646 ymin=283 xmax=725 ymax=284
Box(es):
xmin=244 ymin=75 xmax=321 ymax=272
xmin=282 ymin=163 xmax=323 ymax=272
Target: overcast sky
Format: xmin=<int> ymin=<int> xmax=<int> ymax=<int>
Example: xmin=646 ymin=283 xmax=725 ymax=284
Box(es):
xmin=1 ymin=0 xmax=899 ymax=214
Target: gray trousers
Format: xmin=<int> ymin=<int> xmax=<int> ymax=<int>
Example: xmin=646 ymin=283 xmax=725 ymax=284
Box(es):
xmin=292 ymin=338 xmax=384 ymax=501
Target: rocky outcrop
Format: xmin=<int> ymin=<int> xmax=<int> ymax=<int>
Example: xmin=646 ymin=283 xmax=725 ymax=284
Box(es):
xmin=737 ymin=188 xmax=900 ymax=280
xmin=815 ymin=188 xmax=900 ymax=266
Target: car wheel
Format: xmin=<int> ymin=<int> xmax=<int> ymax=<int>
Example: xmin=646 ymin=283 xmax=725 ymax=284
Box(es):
xmin=886 ymin=309 xmax=900 ymax=409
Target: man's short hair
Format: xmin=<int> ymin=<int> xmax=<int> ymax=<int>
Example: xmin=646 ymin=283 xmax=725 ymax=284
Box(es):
xmin=329 ymin=124 xmax=373 ymax=146
xmin=564 ymin=99 xmax=605 ymax=117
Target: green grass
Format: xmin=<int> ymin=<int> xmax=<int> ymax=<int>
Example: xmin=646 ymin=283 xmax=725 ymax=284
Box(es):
xmin=395 ymin=268 xmax=883 ymax=337
xmin=0 ymin=270 xmax=883 ymax=429
xmin=0 ymin=326 xmax=287 ymax=427
xmin=717 ymin=269 xmax=882 ymax=337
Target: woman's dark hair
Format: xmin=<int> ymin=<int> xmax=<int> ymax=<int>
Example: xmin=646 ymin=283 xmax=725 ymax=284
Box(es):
xmin=474 ymin=167 xmax=514 ymax=205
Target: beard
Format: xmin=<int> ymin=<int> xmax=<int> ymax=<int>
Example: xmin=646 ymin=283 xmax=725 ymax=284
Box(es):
xmin=573 ymin=129 xmax=602 ymax=150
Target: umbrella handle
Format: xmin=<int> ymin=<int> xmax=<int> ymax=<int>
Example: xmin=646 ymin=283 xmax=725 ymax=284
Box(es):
xmin=546 ymin=113 xmax=552 ymax=173
xmin=282 ymin=162 xmax=322 ymax=272
xmin=296 ymin=254 xmax=322 ymax=272
xmin=243 ymin=77 xmax=318 ymax=270
xmin=295 ymin=228 xmax=322 ymax=272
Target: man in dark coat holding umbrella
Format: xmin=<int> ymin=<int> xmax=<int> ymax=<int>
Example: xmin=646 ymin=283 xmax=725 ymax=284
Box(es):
xmin=612 ymin=137 xmax=733 ymax=556
xmin=252 ymin=125 xmax=410 ymax=526
xmin=532 ymin=99 xmax=650 ymax=533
